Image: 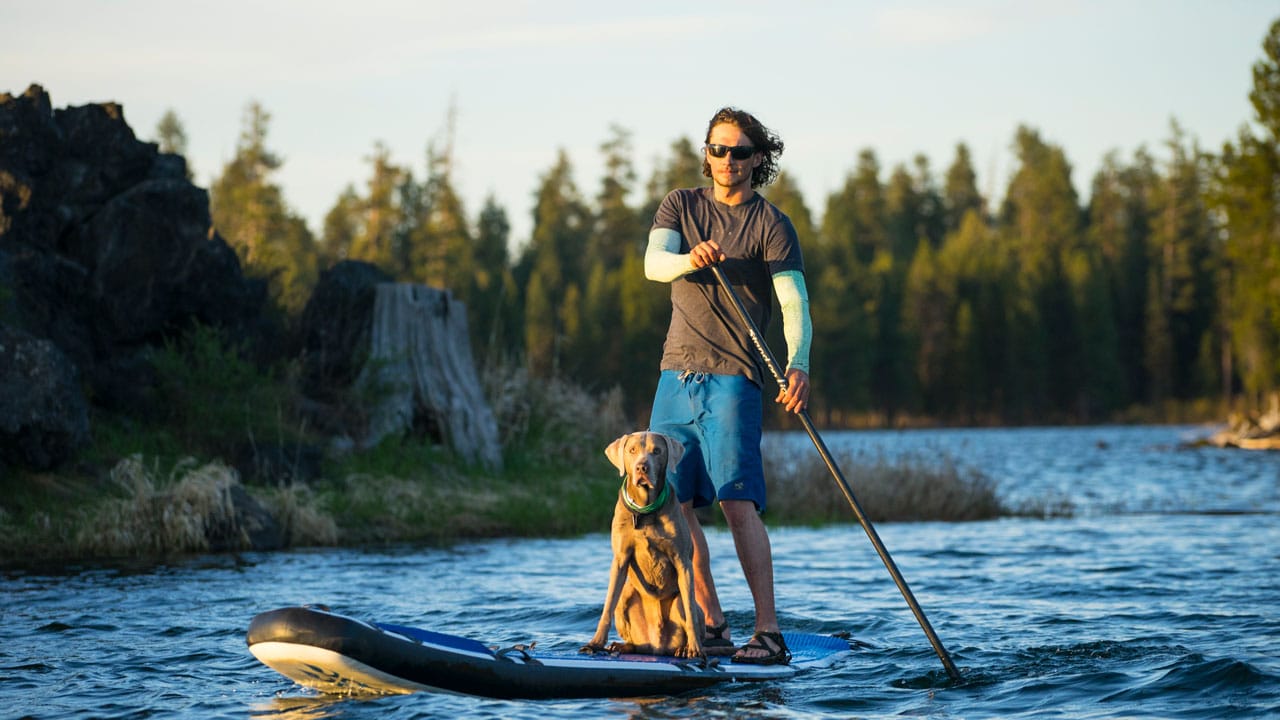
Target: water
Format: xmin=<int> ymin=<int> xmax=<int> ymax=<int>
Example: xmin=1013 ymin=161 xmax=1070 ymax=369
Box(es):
xmin=3 ymin=425 xmax=1278 ymax=719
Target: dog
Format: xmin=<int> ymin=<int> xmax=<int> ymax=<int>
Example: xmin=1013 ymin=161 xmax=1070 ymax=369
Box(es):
xmin=582 ymin=431 xmax=705 ymax=659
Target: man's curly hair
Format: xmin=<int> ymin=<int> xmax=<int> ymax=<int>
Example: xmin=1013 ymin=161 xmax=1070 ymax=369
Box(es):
xmin=702 ymin=106 xmax=784 ymax=188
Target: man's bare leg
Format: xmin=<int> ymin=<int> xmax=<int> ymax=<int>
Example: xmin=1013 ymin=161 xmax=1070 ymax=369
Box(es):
xmin=682 ymin=502 xmax=726 ymax=636
xmin=721 ymin=499 xmax=779 ymax=659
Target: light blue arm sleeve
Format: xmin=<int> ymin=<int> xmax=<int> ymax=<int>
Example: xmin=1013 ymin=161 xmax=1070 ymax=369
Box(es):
xmin=644 ymin=228 xmax=694 ymax=282
xmin=773 ymin=270 xmax=812 ymax=374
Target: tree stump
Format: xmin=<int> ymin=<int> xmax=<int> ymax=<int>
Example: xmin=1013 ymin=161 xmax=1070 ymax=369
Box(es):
xmin=357 ymin=283 xmax=502 ymax=471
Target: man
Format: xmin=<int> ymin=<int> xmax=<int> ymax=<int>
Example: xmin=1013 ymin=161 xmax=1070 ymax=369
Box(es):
xmin=643 ymin=106 xmax=811 ymax=665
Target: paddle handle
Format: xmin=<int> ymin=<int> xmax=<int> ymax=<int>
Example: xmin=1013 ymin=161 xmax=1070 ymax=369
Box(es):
xmin=709 ymin=264 xmax=962 ymax=682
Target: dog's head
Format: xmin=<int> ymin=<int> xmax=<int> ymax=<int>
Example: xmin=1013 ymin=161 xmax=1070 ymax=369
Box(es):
xmin=605 ymin=432 xmax=685 ymax=499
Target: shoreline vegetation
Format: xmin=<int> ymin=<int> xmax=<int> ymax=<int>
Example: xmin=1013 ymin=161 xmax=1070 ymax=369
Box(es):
xmin=0 ymin=330 xmax=1082 ymax=566
xmin=0 ymin=439 xmax=1063 ymax=566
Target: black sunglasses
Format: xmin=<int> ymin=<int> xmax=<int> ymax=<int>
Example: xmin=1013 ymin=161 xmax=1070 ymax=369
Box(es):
xmin=705 ymin=143 xmax=758 ymax=160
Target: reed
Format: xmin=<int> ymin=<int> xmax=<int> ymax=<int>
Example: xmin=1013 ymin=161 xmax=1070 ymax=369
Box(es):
xmin=482 ymin=360 xmax=629 ymax=469
xmin=759 ymin=444 xmax=1015 ymax=524
xmin=83 ymin=456 xmax=242 ymax=555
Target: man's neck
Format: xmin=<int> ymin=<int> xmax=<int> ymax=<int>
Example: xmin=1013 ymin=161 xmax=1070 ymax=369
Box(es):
xmin=713 ymin=183 xmax=755 ymax=206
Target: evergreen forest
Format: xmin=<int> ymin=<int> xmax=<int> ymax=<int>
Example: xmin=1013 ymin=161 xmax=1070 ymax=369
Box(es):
xmin=188 ymin=19 xmax=1280 ymax=429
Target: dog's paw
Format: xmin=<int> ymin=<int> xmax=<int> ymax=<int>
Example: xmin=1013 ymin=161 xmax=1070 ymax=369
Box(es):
xmin=606 ymin=642 xmax=636 ymax=655
xmin=674 ymin=646 xmax=707 ymax=660
xmin=579 ymin=643 xmax=606 ymax=655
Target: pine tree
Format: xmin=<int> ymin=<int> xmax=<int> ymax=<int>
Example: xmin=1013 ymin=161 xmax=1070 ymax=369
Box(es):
xmin=938 ymin=210 xmax=1013 ymax=421
xmin=809 ymin=262 xmax=873 ymax=422
xmin=944 ymin=143 xmax=984 ymax=233
xmin=411 ymin=141 xmax=474 ymax=294
xmin=822 ymin=149 xmax=887 ymax=268
xmin=209 ymin=101 xmax=317 ymax=314
xmin=592 ymin=125 xmax=645 ymax=268
xmin=1211 ymin=17 xmax=1280 ymax=407
xmin=320 ymin=184 xmax=362 ymax=266
xmin=519 ymin=150 xmax=590 ymax=377
xmin=1086 ymin=149 xmax=1156 ymax=407
xmin=153 ymin=108 xmax=192 ymax=178
xmin=1065 ymin=246 xmax=1124 ymax=419
xmin=886 ymin=164 xmax=922 ymax=263
xmin=471 ymin=195 xmax=518 ymax=368
xmin=580 ymin=125 xmax=647 ymax=392
xmin=903 ymin=239 xmax=953 ymax=415
xmin=999 ymin=125 xmax=1084 ymax=419
xmin=346 ymin=142 xmax=409 ymax=274
xmin=1147 ymin=123 xmax=1218 ymax=402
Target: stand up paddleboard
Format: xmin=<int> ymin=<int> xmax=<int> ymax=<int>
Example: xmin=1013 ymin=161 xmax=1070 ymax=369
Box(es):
xmin=247 ymin=605 xmax=855 ymax=699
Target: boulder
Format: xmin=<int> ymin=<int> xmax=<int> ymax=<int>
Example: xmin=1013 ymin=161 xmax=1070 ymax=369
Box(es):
xmin=0 ymin=323 xmax=91 ymax=470
xmin=297 ymin=260 xmax=392 ymax=400
xmin=69 ymin=177 xmax=262 ymax=345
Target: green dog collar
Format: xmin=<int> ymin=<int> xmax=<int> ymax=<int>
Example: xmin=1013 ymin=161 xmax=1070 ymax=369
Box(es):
xmin=621 ymin=478 xmax=670 ymax=515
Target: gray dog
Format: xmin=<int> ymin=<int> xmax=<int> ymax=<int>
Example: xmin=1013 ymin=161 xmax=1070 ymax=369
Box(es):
xmin=582 ymin=431 xmax=705 ymax=658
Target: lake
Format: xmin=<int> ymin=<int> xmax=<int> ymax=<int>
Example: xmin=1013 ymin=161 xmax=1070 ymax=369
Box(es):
xmin=4 ymin=425 xmax=1278 ymax=719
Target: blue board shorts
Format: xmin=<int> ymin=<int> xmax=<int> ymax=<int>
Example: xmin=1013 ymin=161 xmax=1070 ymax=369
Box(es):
xmin=648 ymin=370 xmax=767 ymax=512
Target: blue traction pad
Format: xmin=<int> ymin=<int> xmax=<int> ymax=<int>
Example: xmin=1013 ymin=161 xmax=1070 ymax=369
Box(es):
xmin=375 ymin=623 xmax=496 ymax=657
xmin=373 ymin=623 xmax=850 ymax=666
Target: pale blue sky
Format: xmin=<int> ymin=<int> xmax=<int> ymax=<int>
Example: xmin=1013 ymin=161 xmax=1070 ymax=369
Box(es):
xmin=3 ymin=1 xmax=1275 ymax=248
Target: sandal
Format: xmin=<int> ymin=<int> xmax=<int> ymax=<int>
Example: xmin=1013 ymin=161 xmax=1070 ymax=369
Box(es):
xmin=703 ymin=621 xmax=736 ymax=656
xmin=732 ymin=630 xmax=791 ymax=665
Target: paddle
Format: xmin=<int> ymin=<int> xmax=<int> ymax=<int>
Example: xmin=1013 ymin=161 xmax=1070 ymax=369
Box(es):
xmin=708 ymin=263 xmax=963 ymax=682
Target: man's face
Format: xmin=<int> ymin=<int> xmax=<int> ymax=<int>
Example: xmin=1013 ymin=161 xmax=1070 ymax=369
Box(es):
xmin=706 ymin=122 xmax=762 ymax=192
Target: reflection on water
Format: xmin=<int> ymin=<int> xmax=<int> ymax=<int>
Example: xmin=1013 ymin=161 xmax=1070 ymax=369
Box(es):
xmin=4 ymin=425 xmax=1279 ymax=719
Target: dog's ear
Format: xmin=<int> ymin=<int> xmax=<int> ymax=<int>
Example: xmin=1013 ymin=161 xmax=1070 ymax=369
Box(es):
xmin=660 ymin=434 xmax=684 ymax=476
xmin=605 ymin=434 xmax=631 ymax=476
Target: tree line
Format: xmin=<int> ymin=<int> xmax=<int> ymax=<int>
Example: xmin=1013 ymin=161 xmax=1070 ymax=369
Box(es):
xmin=160 ymin=19 xmax=1280 ymax=428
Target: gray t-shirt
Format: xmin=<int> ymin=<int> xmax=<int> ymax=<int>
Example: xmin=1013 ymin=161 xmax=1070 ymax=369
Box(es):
xmin=651 ymin=187 xmax=804 ymax=386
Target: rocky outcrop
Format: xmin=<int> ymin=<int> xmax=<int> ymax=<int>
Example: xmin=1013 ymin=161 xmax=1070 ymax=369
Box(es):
xmin=1 ymin=84 xmax=503 ymax=480
xmin=1206 ymin=393 xmax=1280 ymax=450
xmin=0 ymin=84 xmax=265 ymax=469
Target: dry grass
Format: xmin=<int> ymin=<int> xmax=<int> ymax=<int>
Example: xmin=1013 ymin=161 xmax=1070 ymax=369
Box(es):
xmin=78 ymin=456 xmax=240 ymax=556
xmin=761 ymin=443 xmax=1008 ymax=524
xmin=257 ymin=481 xmax=339 ymax=547
xmin=1 ymin=456 xmax=338 ymax=561
xmin=483 ymin=361 xmax=629 ymax=468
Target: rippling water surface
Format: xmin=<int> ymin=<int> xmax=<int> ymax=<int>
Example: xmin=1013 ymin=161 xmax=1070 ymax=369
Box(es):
xmin=4 ymin=425 xmax=1278 ymax=719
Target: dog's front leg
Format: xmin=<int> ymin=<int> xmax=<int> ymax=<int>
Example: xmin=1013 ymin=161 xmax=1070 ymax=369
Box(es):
xmin=583 ymin=549 xmax=629 ymax=653
xmin=673 ymin=550 xmax=705 ymax=659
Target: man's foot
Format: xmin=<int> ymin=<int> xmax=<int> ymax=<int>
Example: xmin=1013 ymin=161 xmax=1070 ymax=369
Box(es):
xmin=732 ymin=630 xmax=791 ymax=665
xmin=703 ymin=621 xmax=735 ymax=656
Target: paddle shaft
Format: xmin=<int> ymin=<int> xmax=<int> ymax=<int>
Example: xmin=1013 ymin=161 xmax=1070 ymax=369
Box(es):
xmin=709 ymin=264 xmax=962 ymax=682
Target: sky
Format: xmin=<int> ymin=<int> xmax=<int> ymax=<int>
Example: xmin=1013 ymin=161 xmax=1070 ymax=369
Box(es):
xmin=3 ymin=1 xmax=1276 ymax=250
